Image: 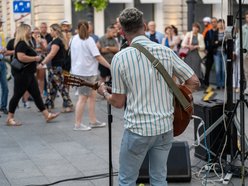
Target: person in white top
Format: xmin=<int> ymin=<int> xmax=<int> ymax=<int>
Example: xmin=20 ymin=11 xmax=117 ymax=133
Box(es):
xmin=70 ymin=20 xmax=110 ymax=131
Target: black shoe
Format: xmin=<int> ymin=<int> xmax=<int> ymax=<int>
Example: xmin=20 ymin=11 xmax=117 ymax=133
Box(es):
xmin=0 ymin=108 xmax=8 ymax=114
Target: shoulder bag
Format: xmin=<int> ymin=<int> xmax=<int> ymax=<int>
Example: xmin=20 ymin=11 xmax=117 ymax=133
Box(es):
xmin=11 ymin=58 xmax=26 ymax=71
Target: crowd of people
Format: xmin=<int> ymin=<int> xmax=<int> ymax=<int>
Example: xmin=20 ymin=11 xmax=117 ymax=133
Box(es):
xmin=0 ymin=12 xmax=248 ymax=122
xmin=0 ymin=6 xmax=247 ymax=186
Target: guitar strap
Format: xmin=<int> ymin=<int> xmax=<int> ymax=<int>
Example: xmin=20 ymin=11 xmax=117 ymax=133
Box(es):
xmin=131 ymin=43 xmax=191 ymax=113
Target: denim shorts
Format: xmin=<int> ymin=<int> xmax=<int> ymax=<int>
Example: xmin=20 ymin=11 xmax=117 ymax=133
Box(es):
xmin=77 ymin=75 xmax=98 ymax=96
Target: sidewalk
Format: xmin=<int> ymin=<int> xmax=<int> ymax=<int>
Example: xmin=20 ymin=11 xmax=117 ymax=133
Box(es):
xmin=0 ymin=80 xmax=248 ymax=185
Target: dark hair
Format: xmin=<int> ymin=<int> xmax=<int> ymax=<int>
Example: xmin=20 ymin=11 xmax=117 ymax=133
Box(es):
xmin=171 ymin=25 xmax=178 ymax=35
xmin=192 ymin=22 xmax=201 ymax=30
xmin=107 ymin=25 xmax=116 ymax=31
xmin=218 ymin=19 xmax=225 ymax=24
xmin=164 ymin=26 xmax=171 ymax=33
xmin=119 ymin=8 xmax=144 ymax=34
xmin=77 ymin=20 xmax=89 ymax=40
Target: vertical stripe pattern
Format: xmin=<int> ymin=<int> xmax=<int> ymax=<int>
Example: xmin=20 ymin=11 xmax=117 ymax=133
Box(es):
xmin=111 ymin=36 xmax=194 ymax=136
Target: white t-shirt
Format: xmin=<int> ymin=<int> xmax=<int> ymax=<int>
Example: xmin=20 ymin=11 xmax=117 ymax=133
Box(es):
xmin=70 ymin=35 xmax=100 ymax=76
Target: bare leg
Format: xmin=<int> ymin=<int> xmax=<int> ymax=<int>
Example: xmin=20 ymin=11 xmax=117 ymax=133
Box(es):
xmin=75 ymin=95 xmax=88 ymax=127
xmin=88 ymin=90 xmax=97 ymax=123
xmin=37 ymin=68 xmax=45 ymax=97
xmin=23 ymin=91 xmax=29 ymax=102
xmin=6 ymin=112 xmax=14 ymax=121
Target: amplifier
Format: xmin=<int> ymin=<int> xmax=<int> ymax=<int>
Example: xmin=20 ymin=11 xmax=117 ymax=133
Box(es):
xmin=194 ymin=101 xmax=237 ymax=161
xmin=137 ymin=141 xmax=191 ymax=183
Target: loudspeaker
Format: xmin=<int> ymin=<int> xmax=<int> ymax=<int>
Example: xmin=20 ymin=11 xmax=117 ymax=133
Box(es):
xmin=137 ymin=141 xmax=191 ymax=183
xmin=194 ymin=101 xmax=237 ymax=161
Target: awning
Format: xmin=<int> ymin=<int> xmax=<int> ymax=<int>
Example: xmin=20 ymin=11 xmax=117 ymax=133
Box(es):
xmin=109 ymin=0 xmax=133 ymax=3
xmin=140 ymin=0 xmax=162 ymax=3
xmin=202 ymin=0 xmax=221 ymax=4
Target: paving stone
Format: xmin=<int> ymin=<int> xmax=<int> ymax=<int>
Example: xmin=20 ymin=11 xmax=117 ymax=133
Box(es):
xmin=0 ymin=160 xmax=43 ymax=179
xmin=9 ymin=176 xmax=49 ymax=186
xmin=0 ymin=167 xmax=11 ymax=186
xmin=0 ymin=147 xmax=29 ymax=163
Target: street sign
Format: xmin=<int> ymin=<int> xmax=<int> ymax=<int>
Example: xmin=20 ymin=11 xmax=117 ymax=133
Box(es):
xmin=13 ymin=1 xmax=31 ymax=13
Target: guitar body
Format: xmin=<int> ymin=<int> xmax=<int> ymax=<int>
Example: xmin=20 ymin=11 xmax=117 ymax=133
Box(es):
xmin=173 ymin=85 xmax=193 ymax=137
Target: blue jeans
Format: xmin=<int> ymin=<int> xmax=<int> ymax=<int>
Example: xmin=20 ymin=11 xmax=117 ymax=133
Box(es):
xmin=0 ymin=61 xmax=8 ymax=109
xmin=119 ymin=129 xmax=173 ymax=186
xmin=214 ymin=51 xmax=226 ymax=87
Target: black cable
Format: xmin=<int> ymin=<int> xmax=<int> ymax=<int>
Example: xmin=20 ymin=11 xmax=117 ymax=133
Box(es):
xmin=26 ymin=172 xmax=118 ymax=186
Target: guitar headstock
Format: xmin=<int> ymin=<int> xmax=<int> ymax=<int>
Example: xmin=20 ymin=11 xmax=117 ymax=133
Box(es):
xmin=63 ymin=73 xmax=99 ymax=90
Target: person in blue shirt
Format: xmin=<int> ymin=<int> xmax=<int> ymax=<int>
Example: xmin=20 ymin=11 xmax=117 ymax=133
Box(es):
xmin=145 ymin=21 xmax=164 ymax=44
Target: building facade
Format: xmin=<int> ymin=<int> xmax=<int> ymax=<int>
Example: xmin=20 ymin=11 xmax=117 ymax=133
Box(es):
xmin=0 ymin=0 xmax=248 ymax=39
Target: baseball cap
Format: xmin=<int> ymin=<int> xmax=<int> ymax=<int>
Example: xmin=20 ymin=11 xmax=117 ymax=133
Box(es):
xmin=60 ymin=19 xmax=71 ymax=25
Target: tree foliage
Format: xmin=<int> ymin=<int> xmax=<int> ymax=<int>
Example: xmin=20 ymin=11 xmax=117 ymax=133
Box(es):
xmin=74 ymin=0 xmax=108 ymax=12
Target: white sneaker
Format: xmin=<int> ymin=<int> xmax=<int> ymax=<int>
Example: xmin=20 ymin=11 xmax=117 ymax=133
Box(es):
xmin=73 ymin=124 xmax=91 ymax=131
xmin=244 ymin=88 xmax=248 ymax=95
xmin=89 ymin=120 xmax=106 ymax=128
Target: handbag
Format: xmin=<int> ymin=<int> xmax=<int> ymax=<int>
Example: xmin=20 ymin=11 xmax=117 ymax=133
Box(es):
xmin=11 ymin=58 xmax=26 ymax=71
xmin=179 ymin=47 xmax=189 ymax=58
xmin=131 ymin=43 xmax=193 ymax=137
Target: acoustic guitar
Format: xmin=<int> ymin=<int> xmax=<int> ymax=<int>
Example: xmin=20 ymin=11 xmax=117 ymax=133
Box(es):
xmin=173 ymin=85 xmax=193 ymax=136
xmin=63 ymin=72 xmax=193 ymax=137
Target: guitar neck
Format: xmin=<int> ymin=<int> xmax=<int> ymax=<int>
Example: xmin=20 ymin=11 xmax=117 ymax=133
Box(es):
xmin=63 ymin=73 xmax=111 ymax=93
xmin=83 ymin=81 xmax=99 ymax=90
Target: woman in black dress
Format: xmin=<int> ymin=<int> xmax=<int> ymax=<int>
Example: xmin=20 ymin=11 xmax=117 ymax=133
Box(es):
xmin=6 ymin=24 xmax=59 ymax=126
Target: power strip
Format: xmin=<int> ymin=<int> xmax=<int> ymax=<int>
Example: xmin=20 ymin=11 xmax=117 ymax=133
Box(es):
xmin=223 ymin=173 xmax=232 ymax=184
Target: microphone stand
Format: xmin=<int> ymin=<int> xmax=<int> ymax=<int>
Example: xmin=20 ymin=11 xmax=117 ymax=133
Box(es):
xmin=107 ymin=101 xmax=113 ymax=186
xmin=106 ymin=79 xmax=113 ymax=186
xmin=107 ymin=103 xmax=113 ymax=186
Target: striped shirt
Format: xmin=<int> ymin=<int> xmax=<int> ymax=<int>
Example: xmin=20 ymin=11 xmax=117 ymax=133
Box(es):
xmin=111 ymin=36 xmax=194 ymax=136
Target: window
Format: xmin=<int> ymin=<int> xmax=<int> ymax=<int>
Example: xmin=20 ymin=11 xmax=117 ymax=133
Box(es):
xmin=134 ymin=0 xmax=154 ymax=23
xmin=104 ymin=3 xmax=125 ymax=31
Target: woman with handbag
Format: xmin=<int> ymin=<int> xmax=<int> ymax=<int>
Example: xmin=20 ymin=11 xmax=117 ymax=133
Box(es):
xmin=6 ymin=24 xmax=59 ymax=126
xmin=37 ymin=23 xmax=73 ymax=113
xmin=181 ymin=22 xmax=206 ymax=83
